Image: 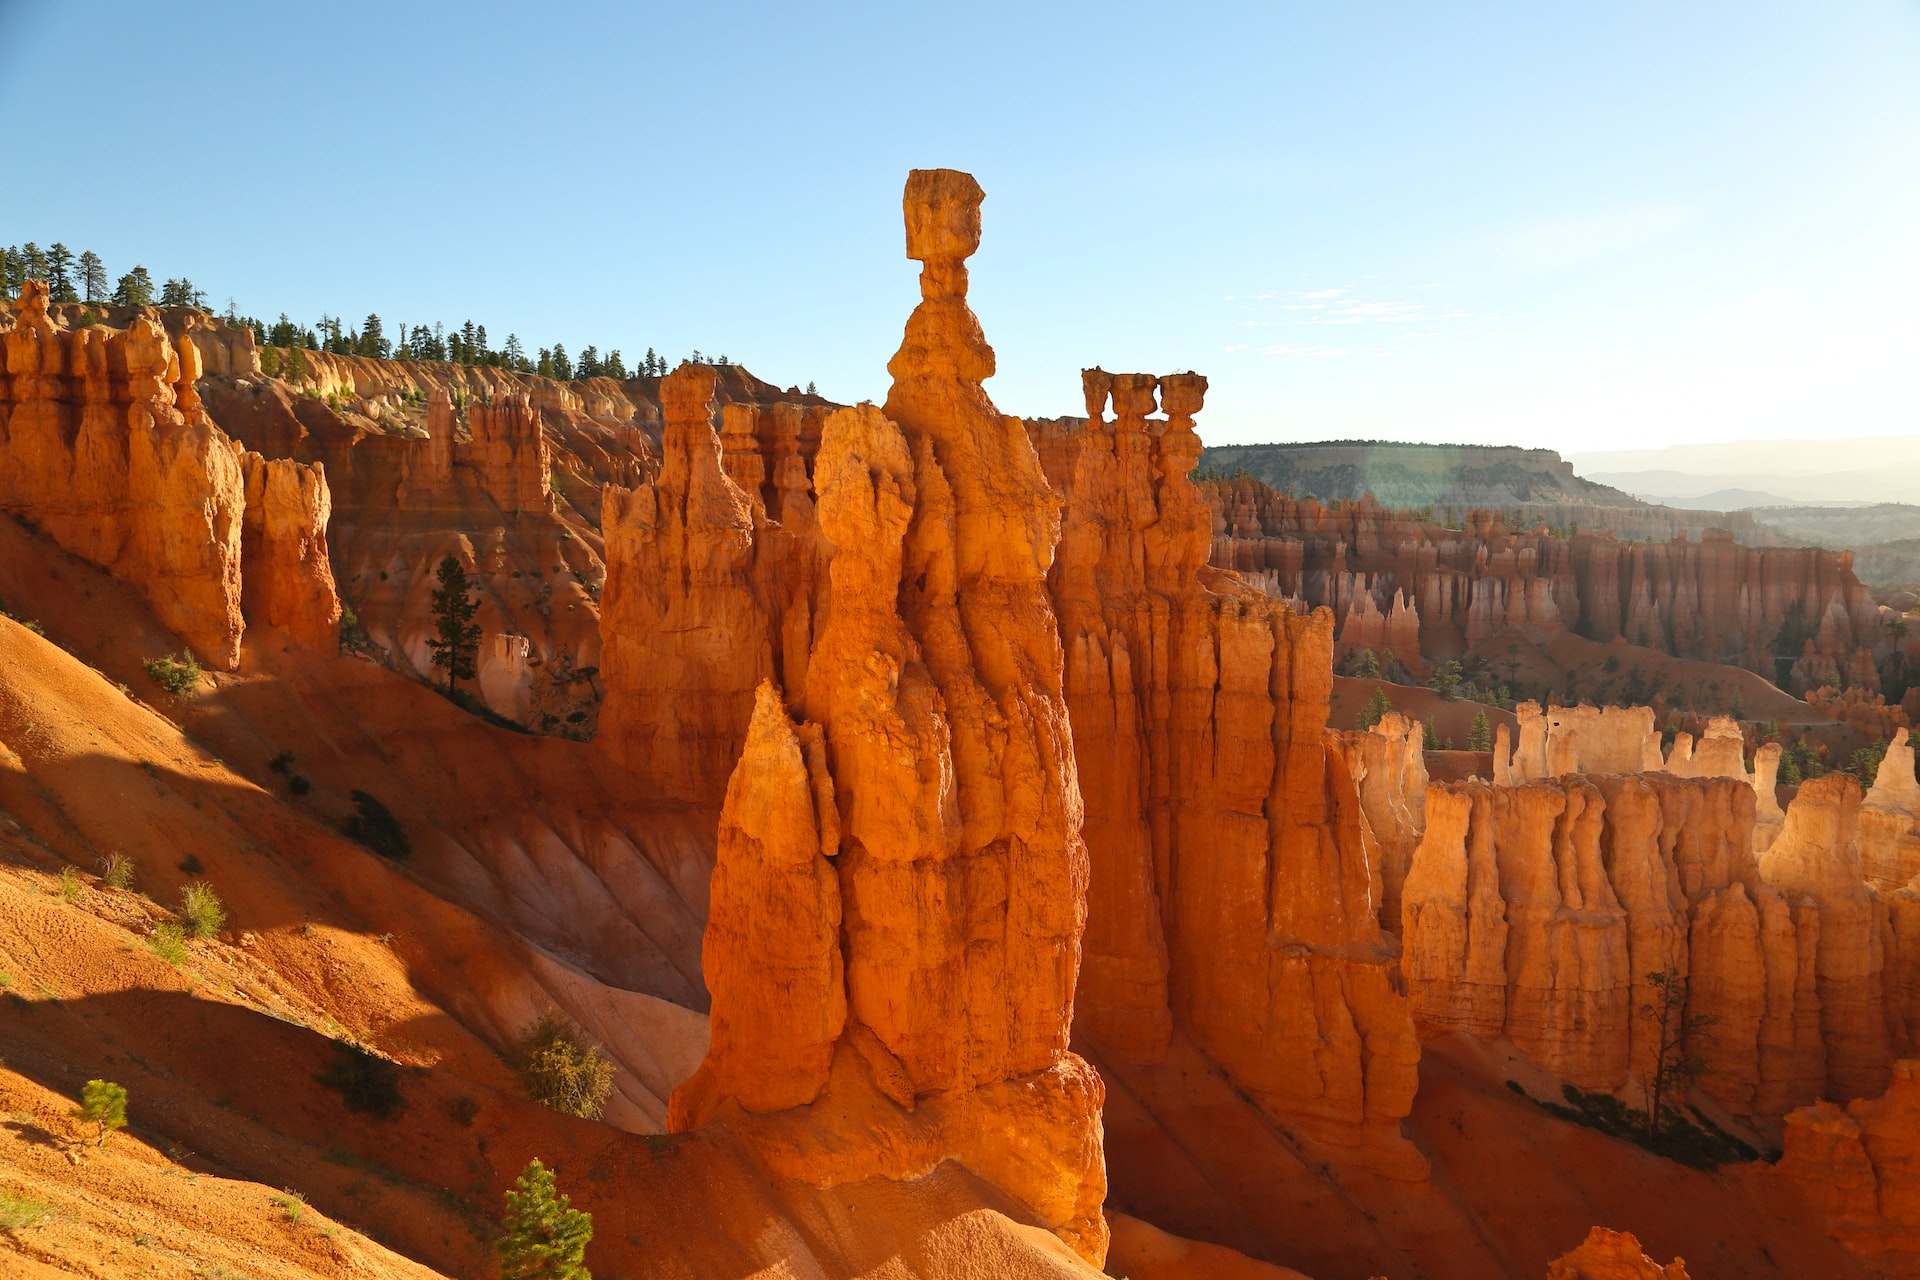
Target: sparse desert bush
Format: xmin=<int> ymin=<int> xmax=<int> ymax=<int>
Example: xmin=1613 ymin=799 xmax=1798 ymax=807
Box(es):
xmin=58 ymin=865 xmax=80 ymax=901
xmin=516 ymin=1012 xmax=614 ymax=1120
xmin=345 ymin=790 xmax=410 ymax=861
xmin=0 ymin=1189 xmax=53 ymax=1232
xmin=148 ymin=922 xmax=189 ymax=966
xmin=100 ymin=851 xmax=135 ymax=889
xmin=315 ymin=1043 xmax=406 ymax=1119
xmin=143 ymin=651 xmax=201 ymax=695
xmin=73 ymin=1079 xmax=127 ymax=1146
xmin=177 ymin=882 xmax=227 ymax=939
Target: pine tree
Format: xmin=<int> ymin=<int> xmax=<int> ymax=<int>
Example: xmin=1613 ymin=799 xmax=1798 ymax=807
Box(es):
xmin=575 ymin=345 xmax=600 ymax=378
xmin=0 ymin=246 xmax=18 ymax=299
xmin=160 ymin=277 xmax=202 ymax=308
xmin=1640 ymin=970 xmax=1714 ymax=1142
xmin=426 ymin=555 xmax=482 ymax=695
xmin=604 ymin=349 xmax=627 ymax=378
xmin=361 ymin=314 xmax=390 ymax=359
xmin=77 ymin=250 xmax=107 ymax=303
xmin=73 ymin=1079 xmax=128 ymax=1147
xmin=1467 ymin=710 xmax=1492 ymax=753
xmin=111 ymin=266 xmax=156 ymax=307
xmin=550 ymin=343 xmax=572 ymax=380
xmin=504 ymin=333 xmax=525 ymax=368
xmin=497 ymin=1158 xmax=592 ymax=1280
xmin=536 ymin=348 xmax=554 ymax=378
xmin=22 ymin=242 xmax=47 ymax=281
xmin=46 ymin=243 xmax=77 ymax=302
xmin=805 ymin=381 xmax=818 ymax=396
xmin=1357 ymin=687 xmax=1393 ymax=730
xmin=643 ymin=347 xmax=659 ymax=377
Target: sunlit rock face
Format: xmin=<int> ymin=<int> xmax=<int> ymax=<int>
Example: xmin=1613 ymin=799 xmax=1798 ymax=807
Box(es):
xmin=664 ymin=170 xmax=1107 ymax=1265
xmin=0 ymin=280 xmax=338 ymax=665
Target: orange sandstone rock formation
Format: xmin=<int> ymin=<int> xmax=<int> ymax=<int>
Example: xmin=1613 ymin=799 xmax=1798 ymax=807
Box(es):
xmin=599 ymin=362 xmax=776 ymax=802
xmin=1862 ymin=727 xmax=1920 ymax=890
xmin=1208 ymin=478 xmax=1885 ymax=694
xmin=667 ymin=170 xmax=1106 ymax=1263
xmin=1545 ymin=1228 xmax=1691 ymax=1279
xmin=597 ymin=361 xmax=830 ymax=796
xmin=1032 ymin=368 xmax=1421 ymax=1176
xmin=1493 ymin=702 xmax=1663 ymax=783
xmin=0 ymin=281 xmax=337 ymax=665
xmin=1780 ymin=1058 xmax=1920 ymax=1268
xmin=1404 ymin=766 xmax=1907 ymax=1120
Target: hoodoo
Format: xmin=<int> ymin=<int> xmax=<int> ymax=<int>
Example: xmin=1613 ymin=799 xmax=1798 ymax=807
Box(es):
xmin=665 ymin=169 xmax=1108 ymax=1262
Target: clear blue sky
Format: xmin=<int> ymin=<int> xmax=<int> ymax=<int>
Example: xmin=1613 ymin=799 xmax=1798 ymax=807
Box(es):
xmin=3 ymin=1 xmax=1915 ymax=450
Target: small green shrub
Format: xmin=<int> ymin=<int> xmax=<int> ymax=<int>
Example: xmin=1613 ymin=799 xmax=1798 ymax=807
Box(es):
xmin=269 ymin=1189 xmax=306 ymax=1223
xmin=58 ymin=865 xmax=81 ymax=902
xmin=143 ymin=651 xmax=202 ymax=695
xmin=148 ymin=923 xmax=189 ymax=966
xmin=315 ymin=1043 xmax=405 ymax=1119
xmin=345 ymin=791 xmax=410 ymax=861
xmin=517 ymin=1012 xmax=615 ymax=1120
xmin=0 ymin=1189 xmax=53 ymax=1232
xmin=177 ymin=882 xmax=227 ymax=939
xmin=100 ymin=851 xmax=135 ymax=890
xmin=73 ymin=1079 xmax=128 ymax=1146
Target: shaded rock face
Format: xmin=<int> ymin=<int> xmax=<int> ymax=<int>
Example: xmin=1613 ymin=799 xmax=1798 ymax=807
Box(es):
xmin=665 ymin=170 xmax=1105 ymax=1264
xmin=1209 ymin=477 xmax=1883 ymax=692
xmin=0 ymin=281 xmax=337 ymax=665
xmin=1781 ymin=1058 xmax=1920 ymax=1269
xmin=1403 ymin=766 xmax=1909 ymax=1120
xmin=1030 ymin=372 xmax=1422 ymax=1178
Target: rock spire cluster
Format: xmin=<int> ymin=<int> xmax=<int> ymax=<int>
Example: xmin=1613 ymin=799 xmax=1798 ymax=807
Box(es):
xmin=0 ymin=280 xmax=337 ymax=663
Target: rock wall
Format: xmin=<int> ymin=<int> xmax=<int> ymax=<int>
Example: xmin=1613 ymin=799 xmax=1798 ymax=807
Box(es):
xmin=0 ymin=282 xmax=336 ymax=665
xmin=664 ymin=170 xmax=1106 ymax=1262
xmin=1780 ymin=1058 xmax=1920 ymax=1269
xmin=1402 ymin=765 xmax=1905 ymax=1120
xmin=1210 ymin=480 xmax=1883 ymax=693
xmin=1030 ymin=370 xmax=1421 ymax=1177
xmin=597 ymin=362 xmax=826 ymax=803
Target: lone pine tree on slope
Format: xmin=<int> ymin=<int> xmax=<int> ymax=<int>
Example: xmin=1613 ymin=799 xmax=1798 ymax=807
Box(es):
xmin=428 ymin=555 xmax=482 ymax=695
xmin=498 ymin=1157 xmax=593 ymax=1280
